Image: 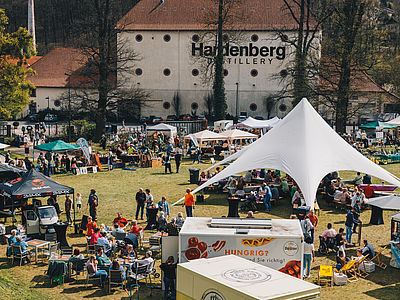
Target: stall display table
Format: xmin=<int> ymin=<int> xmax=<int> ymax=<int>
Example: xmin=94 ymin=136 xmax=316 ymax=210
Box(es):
xmin=145 ymin=207 xmax=159 ymax=230
xmin=227 ymin=197 xmax=240 ymax=217
xmin=27 ymin=239 xmax=50 ymax=264
xmin=53 ymin=222 xmax=70 ymax=247
xmin=369 ymin=205 xmax=384 ymax=225
xmin=359 ymin=184 xmax=397 ymax=192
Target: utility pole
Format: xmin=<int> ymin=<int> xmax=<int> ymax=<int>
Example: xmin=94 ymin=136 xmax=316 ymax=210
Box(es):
xmin=65 ymin=73 xmax=72 ymax=142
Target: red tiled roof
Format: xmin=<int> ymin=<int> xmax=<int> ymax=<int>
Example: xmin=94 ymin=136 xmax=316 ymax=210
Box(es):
xmin=6 ymin=56 xmax=42 ymax=67
xmin=318 ymin=61 xmax=385 ymax=93
xmin=118 ymin=0 xmax=312 ymax=31
xmin=27 ymin=47 xmax=96 ymax=88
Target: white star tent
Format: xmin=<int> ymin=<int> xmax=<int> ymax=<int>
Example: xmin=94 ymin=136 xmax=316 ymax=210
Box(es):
xmin=238 ymin=116 xmax=281 ymax=129
xmin=173 ymin=98 xmax=400 ymax=207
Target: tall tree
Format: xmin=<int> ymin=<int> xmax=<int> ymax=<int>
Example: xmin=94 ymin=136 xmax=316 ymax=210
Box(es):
xmin=0 ymin=9 xmax=35 ymax=118
xmin=277 ymin=0 xmax=331 ymax=106
xmin=68 ymin=0 xmax=147 ymax=139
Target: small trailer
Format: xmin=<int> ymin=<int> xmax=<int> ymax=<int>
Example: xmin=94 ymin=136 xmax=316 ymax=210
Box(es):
xmin=177 ymin=255 xmax=321 ymax=300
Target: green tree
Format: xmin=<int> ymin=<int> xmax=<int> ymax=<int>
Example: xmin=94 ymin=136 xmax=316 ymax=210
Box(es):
xmin=0 ymin=9 xmax=35 ymax=118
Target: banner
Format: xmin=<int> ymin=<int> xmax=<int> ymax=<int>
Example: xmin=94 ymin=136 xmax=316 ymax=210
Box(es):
xmin=77 ymin=138 xmax=90 ymax=163
xmin=180 ymin=235 xmax=303 ymax=278
xmin=188 ymin=134 xmax=199 ymax=147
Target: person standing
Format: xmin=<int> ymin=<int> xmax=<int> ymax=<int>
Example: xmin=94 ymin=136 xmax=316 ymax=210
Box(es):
xmin=5 ymin=150 xmax=11 ymax=163
xmin=158 ymin=196 xmax=170 ymax=218
xmin=192 ymin=147 xmax=200 ymax=164
xmin=88 ymin=189 xmax=99 ymax=219
xmin=65 ymin=195 xmax=73 ymax=225
xmin=164 ymin=152 xmax=172 ymax=174
xmin=100 ymin=134 xmax=107 ymax=151
xmin=76 ymin=192 xmax=82 ymax=213
xmin=262 ymin=183 xmax=272 ymax=212
xmin=160 ymin=256 xmax=177 ymax=300
xmin=345 ymin=208 xmax=356 ymax=244
xmin=182 ymin=188 xmax=195 ymax=217
xmin=107 ymin=149 xmax=113 ymax=171
xmin=307 ymin=210 xmax=318 ymax=243
xmin=135 ymin=188 xmax=146 ymax=220
xmin=174 ymin=144 xmax=182 ymax=173
xmin=303 ymin=237 xmax=314 ymax=278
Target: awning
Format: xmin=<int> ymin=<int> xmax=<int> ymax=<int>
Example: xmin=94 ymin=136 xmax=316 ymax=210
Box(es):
xmin=366 ymin=194 xmax=400 ymax=210
xmin=0 ymin=169 xmax=74 ymax=200
xmin=359 ymin=121 xmax=397 ymax=129
xmin=35 ymin=140 xmax=80 ymax=152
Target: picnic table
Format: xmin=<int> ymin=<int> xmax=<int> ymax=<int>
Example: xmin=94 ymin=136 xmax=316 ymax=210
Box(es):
xmin=49 ymin=253 xmax=71 ymax=262
xmin=27 ymin=239 xmax=50 ymax=264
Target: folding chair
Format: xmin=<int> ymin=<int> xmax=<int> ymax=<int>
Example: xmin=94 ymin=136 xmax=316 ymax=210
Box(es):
xmin=86 ymin=237 xmax=95 ymax=255
xmin=11 ymin=245 xmax=31 ymax=266
xmin=354 ymin=255 xmax=369 ymax=278
xmin=94 ymin=244 xmax=105 ymax=253
xmin=108 ymin=269 xmax=126 ymax=293
xmin=41 ymin=242 xmax=60 ymax=262
xmin=60 ymin=246 xmax=73 ymax=255
xmin=370 ymin=246 xmax=387 ymax=269
xmin=70 ymin=258 xmax=88 ymax=279
xmin=339 ymin=259 xmax=358 ymax=282
xmin=126 ymin=283 xmax=139 ymax=300
xmin=149 ymin=237 xmax=161 ymax=254
xmin=317 ymin=265 xmax=333 ymax=287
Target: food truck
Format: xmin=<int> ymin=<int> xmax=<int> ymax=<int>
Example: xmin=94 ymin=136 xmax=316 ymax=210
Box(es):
xmin=179 ymin=218 xmax=304 ymax=278
xmin=177 ymin=255 xmax=321 ymax=300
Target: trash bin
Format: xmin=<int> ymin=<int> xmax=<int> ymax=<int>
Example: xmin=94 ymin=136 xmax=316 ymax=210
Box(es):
xmin=196 ymin=194 xmax=204 ymax=203
xmin=24 ymin=147 xmax=29 ymax=154
xmin=189 ymin=168 xmax=200 ymax=184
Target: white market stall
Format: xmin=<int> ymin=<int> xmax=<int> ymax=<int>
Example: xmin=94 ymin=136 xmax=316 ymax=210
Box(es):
xmin=234 ymin=116 xmax=281 ymax=132
xmin=147 ymin=123 xmax=177 ymax=137
xmin=387 ymin=116 xmax=400 ymax=126
xmin=217 ymin=129 xmax=258 ymax=143
xmin=174 ymin=98 xmax=400 ymax=208
xmin=179 ymin=217 xmax=304 ymax=278
xmin=184 ymin=129 xmax=222 ymax=148
xmin=177 ymin=255 xmax=321 ymax=300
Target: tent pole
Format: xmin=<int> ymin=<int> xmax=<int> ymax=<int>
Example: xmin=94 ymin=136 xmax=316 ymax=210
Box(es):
xmin=73 ymin=193 xmax=76 ymax=233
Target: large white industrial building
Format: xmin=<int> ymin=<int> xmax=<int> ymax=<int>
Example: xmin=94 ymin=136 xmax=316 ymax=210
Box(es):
xmin=116 ymin=0 xmax=321 ymax=118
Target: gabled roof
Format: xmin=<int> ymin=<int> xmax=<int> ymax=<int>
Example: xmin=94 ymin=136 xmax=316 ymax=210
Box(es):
xmin=5 ymin=56 xmax=42 ymax=67
xmin=175 ymin=98 xmax=400 ymax=207
xmin=27 ymin=47 xmax=97 ymax=88
xmin=318 ymin=60 xmax=386 ymax=93
xmin=118 ymin=0 xmax=313 ymax=31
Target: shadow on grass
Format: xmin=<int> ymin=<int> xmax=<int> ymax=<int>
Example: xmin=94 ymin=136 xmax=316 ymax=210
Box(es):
xmin=364 ymin=283 xmax=400 ymax=299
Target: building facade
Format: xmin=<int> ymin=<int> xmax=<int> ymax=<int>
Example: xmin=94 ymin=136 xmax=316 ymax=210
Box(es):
xmin=117 ymin=0 xmax=321 ymax=119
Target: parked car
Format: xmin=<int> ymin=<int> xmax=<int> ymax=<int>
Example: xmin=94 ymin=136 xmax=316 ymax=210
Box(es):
xmin=44 ymin=113 xmax=58 ymax=122
xmin=238 ymin=111 xmax=248 ymax=123
xmin=197 ymin=115 xmax=207 ymax=121
xmin=255 ymin=116 xmax=265 ymax=120
xmin=167 ymin=115 xmax=178 ymax=121
xmin=180 ymin=114 xmax=192 ymax=121
xmin=28 ymin=114 xmax=38 ymax=122
xmin=152 ymin=116 xmax=163 ymax=124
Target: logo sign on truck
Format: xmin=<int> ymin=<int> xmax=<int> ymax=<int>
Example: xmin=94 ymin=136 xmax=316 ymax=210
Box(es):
xmin=202 ymin=289 xmax=225 ymax=300
xmin=181 ymin=236 xmax=302 ymax=278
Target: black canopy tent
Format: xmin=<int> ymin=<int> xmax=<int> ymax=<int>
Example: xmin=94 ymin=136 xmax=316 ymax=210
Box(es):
xmin=0 ymin=169 xmax=76 ymax=225
xmin=0 ymin=163 xmax=26 ymax=182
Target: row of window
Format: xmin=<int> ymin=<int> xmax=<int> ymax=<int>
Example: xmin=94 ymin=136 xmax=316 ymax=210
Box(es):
xmin=135 ymin=33 xmax=262 ymax=43
xmin=161 ymin=102 xmax=288 ymax=112
xmin=134 ymin=68 xmax=280 ymax=78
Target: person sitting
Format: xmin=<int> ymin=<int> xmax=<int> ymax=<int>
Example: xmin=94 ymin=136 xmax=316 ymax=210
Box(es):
xmin=351 ymin=248 xmax=364 ymax=261
xmin=363 ymin=174 xmax=372 ymax=184
xmin=8 ymin=229 xmax=17 ymax=245
xmin=354 ymin=172 xmax=363 ymax=185
xmin=96 ymin=248 xmax=111 ymax=268
xmin=333 ymin=188 xmax=343 ymax=202
xmin=340 ymin=188 xmax=351 ymax=204
xmin=158 ymin=211 xmax=168 ymax=232
xmin=244 ymin=170 xmax=252 ymax=183
xmin=280 ymin=178 xmax=290 ymax=196
xmin=157 ymin=196 xmax=170 ymax=218
xmin=14 ymin=236 xmax=29 ymax=255
xmin=122 ymin=244 xmax=136 ymax=259
xmin=166 ymin=218 xmax=179 ymax=236
xmin=246 ymin=211 xmax=255 ymax=218
xmin=129 ymin=220 xmax=143 ymax=236
xmin=321 ymin=223 xmax=337 ymax=240
xmin=200 ymin=171 xmax=207 ymax=180
xmin=335 ymin=177 xmax=345 ymax=189
xmin=69 ymin=248 xmax=84 ymax=263
xmin=363 ymin=183 xmax=374 ymax=199
xmin=292 ymin=188 xmax=305 ymax=207
xmin=361 ymin=240 xmax=375 ymax=260
xmin=113 ymin=212 xmax=128 ymax=228
xmin=264 ymin=170 xmax=272 ymax=182
xmin=135 ymin=251 xmax=154 ymax=272
xmin=336 ymin=250 xmax=348 ymax=271
xmin=86 ymin=255 xmax=108 ymax=287
xmin=175 ymin=212 xmax=185 ymax=229
xmin=110 ymin=259 xmax=126 ymax=281
xmin=97 ymin=232 xmax=112 ymax=256
xmin=335 ymin=228 xmax=346 ymax=254
xmin=111 ymin=223 xmax=125 ymax=237
xmin=86 ymin=216 xmax=97 ymax=237
xmin=90 ymin=227 xmax=101 ymax=245
xmin=274 ymin=175 xmax=282 ymax=185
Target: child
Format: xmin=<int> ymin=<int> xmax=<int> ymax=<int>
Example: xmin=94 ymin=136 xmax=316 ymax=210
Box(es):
xmin=76 ymin=192 xmax=82 ymax=213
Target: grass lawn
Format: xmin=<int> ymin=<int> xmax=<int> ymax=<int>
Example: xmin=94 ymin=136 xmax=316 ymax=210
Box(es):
xmin=0 ymin=159 xmax=400 ymax=299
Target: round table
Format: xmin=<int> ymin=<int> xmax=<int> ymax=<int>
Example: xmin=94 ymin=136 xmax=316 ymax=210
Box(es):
xmin=227 ymin=197 xmax=240 ymax=218
xmin=369 ymin=205 xmax=384 ymax=225
xmin=53 ymin=222 xmax=70 ymax=247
